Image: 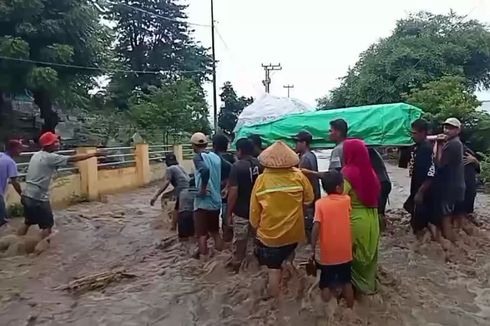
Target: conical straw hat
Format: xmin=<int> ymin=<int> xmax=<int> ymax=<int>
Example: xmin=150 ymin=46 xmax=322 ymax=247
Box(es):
xmin=258 ymin=141 xmax=299 ymax=168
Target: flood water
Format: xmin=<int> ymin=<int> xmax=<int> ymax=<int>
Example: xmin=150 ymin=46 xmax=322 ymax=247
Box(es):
xmin=1 ymin=163 xmax=490 ymax=325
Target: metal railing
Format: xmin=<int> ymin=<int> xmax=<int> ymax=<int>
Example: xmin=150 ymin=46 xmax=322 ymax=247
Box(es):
xmin=97 ymin=146 xmax=136 ymax=170
xmin=148 ymin=144 xmax=173 ymax=163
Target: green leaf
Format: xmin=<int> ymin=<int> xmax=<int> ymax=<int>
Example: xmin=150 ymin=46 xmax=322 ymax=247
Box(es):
xmin=27 ymin=67 xmax=59 ymax=90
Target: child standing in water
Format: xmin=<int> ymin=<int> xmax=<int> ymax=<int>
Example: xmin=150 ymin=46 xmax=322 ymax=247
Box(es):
xmin=311 ymin=170 xmax=354 ymax=308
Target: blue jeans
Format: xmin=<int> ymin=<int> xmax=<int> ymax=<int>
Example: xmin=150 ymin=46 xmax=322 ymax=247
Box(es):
xmin=0 ymin=195 xmax=7 ymax=226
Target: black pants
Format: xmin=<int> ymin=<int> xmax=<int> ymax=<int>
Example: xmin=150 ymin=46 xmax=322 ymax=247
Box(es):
xmin=378 ymin=181 xmax=392 ymax=215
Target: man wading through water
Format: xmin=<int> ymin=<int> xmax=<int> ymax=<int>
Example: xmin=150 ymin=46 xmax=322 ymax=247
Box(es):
xmin=294 ymin=131 xmax=321 ymax=240
xmin=212 ymin=134 xmax=234 ymax=243
xmin=405 ymin=119 xmax=437 ymax=242
xmin=191 ymin=132 xmax=224 ymax=258
xmin=433 ymin=118 xmax=465 ymax=245
xmin=18 ymin=132 xmax=104 ymax=239
xmin=150 ymin=153 xmax=190 ymax=231
xmin=227 ymin=138 xmax=261 ymax=272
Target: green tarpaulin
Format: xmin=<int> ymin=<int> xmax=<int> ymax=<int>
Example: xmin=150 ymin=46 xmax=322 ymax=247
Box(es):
xmin=234 ymin=103 xmax=423 ymax=148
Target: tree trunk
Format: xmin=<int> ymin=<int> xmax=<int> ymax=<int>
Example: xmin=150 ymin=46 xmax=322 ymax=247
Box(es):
xmin=33 ymin=90 xmax=59 ymax=133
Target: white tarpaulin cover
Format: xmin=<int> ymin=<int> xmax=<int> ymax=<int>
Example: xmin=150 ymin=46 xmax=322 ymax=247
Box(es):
xmin=233 ymin=94 xmax=315 ymax=132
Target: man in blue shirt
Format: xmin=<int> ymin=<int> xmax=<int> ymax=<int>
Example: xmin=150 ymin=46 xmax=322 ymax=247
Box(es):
xmin=0 ymin=140 xmax=23 ymax=227
xmin=191 ymin=132 xmax=223 ymax=258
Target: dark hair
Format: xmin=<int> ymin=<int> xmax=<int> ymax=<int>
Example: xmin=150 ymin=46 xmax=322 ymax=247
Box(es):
xmin=411 ymin=118 xmax=429 ymax=133
xmin=235 ymin=138 xmax=254 ymax=155
xmin=189 ymin=177 xmax=196 ymax=188
xmin=248 ymin=134 xmax=262 ymax=149
xmin=321 ymin=170 xmax=344 ymax=194
xmin=294 ymin=131 xmax=313 ymax=145
xmin=330 ymin=119 xmax=348 ymax=138
xmin=165 ymin=153 xmax=178 ymax=166
xmin=212 ymin=133 xmax=229 ymax=152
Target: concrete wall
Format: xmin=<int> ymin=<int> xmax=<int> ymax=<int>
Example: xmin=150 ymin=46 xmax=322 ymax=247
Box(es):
xmin=97 ymin=167 xmax=139 ymax=195
xmin=5 ymin=173 xmax=82 ymax=209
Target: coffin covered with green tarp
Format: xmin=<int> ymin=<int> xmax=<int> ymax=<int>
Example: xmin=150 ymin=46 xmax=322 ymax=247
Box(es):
xmin=234 ymin=103 xmax=423 ymax=149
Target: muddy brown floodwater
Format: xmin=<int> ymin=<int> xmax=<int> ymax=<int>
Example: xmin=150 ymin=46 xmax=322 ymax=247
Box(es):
xmin=1 ymin=164 xmax=490 ymax=326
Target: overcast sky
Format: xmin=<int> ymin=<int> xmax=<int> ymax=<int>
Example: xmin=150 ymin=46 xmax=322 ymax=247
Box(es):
xmin=186 ymin=0 xmax=490 ymax=112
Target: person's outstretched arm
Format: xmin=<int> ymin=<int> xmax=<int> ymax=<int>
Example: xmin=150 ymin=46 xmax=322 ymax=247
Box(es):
xmin=67 ymin=151 xmax=104 ymax=163
xmin=150 ymin=178 xmax=170 ymax=206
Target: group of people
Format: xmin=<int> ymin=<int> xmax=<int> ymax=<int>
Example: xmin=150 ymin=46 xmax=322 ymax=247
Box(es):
xmin=0 ymin=115 xmax=481 ymax=306
xmin=147 ymin=119 xmax=390 ymax=305
xmin=406 ymin=117 xmax=480 ymax=248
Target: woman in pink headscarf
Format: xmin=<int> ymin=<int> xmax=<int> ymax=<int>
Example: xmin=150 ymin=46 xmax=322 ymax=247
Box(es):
xmin=341 ymin=139 xmax=380 ymax=294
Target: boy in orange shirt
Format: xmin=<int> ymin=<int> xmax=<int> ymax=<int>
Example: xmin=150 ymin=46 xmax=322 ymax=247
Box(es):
xmin=311 ymin=170 xmax=354 ymax=307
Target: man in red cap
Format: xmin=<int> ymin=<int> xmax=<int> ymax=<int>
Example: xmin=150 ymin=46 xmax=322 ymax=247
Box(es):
xmin=0 ymin=140 xmax=24 ymax=227
xmin=18 ymin=132 xmax=104 ymax=239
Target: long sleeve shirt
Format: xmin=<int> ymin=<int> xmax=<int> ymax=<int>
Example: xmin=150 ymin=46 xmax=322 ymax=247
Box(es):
xmin=250 ymin=168 xmax=314 ymax=247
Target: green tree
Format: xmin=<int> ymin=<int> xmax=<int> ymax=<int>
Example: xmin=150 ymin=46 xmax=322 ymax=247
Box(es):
xmin=217 ymin=82 xmax=253 ymax=136
xmin=316 ymin=94 xmax=337 ymax=110
xmin=404 ymin=76 xmax=481 ymax=123
xmin=107 ymin=0 xmax=212 ymax=109
xmin=0 ymin=0 xmax=109 ymax=131
xmin=326 ymin=11 xmax=490 ymax=108
xmin=129 ymin=78 xmax=210 ymax=143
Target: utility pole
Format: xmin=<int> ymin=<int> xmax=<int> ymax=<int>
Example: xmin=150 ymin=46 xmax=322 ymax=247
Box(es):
xmin=283 ymin=84 xmax=294 ymax=98
xmin=210 ymin=0 xmax=218 ymax=131
xmin=262 ymin=63 xmax=282 ymax=93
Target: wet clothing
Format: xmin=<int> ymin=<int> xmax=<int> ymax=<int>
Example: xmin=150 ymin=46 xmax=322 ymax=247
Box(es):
xmin=178 ymin=211 xmax=195 ymax=238
xmin=232 ymin=214 xmax=255 ymax=264
xmin=0 ymin=196 xmax=6 ymax=227
xmin=23 ymin=151 xmax=68 ymax=202
xmin=368 ymin=148 xmax=392 ymax=215
xmin=299 ymin=151 xmax=321 ymax=201
xmin=434 ymin=137 xmax=465 ymax=204
xmin=228 ymin=157 xmax=261 ymax=219
xmin=0 ymin=152 xmax=18 ymax=195
xmin=329 ymin=142 xmax=344 ymax=170
xmin=193 ymin=151 xmax=222 ymax=211
xmin=178 ymin=187 xmax=196 ymax=212
xmin=250 ymin=168 xmax=314 ymax=247
xmin=178 ymin=188 xmax=197 ymax=238
xmin=409 ymin=140 xmax=436 ymax=197
xmin=255 ymin=242 xmax=297 ymax=269
xmin=193 ymin=209 xmax=220 ymax=236
xmin=319 ymin=261 xmax=352 ymax=290
xmin=314 ymin=194 xmax=352 ymax=265
xmin=343 ymin=180 xmax=379 ymax=294
xmin=342 ymin=140 xmax=380 ymax=208
xmin=456 ymin=147 xmax=480 ymax=214
xmin=0 ymin=152 xmax=18 ymax=225
xmin=406 ymin=139 xmax=437 ymax=231
xmin=21 ymin=196 xmax=54 ymax=229
xmin=165 ymin=165 xmax=190 ymax=199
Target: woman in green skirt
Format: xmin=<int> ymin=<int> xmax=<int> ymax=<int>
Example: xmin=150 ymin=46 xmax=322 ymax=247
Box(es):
xmin=341 ymin=139 xmax=380 ymax=294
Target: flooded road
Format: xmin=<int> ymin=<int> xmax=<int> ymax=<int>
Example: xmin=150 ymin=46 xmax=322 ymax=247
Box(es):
xmin=1 ymin=164 xmax=490 ymax=325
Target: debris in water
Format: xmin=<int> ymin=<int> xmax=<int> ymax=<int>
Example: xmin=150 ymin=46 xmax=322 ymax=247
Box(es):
xmin=55 ymin=269 xmax=136 ymax=294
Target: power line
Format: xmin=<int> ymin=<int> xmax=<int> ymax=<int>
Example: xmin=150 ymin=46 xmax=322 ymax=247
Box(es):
xmin=102 ymin=0 xmax=211 ymax=28
xmin=262 ymin=64 xmax=282 ymax=93
xmin=283 ymin=84 xmax=294 ymax=98
xmin=0 ymin=55 xmax=207 ymax=75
